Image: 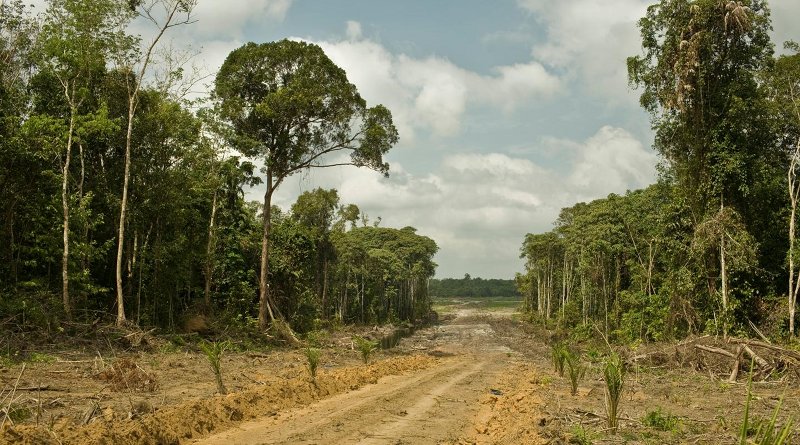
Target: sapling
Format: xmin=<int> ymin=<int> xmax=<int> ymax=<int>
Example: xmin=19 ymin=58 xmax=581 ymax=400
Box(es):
xmin=199 ymin=340 xmax=229 ymax=395
xmin=739 ymin=360 xmax=794 ymax=445
xmin=603 ymin=353 xmax=625 ymax=434
xmin=304 ymin=347 xmax=321 ymax=381
xmin=551 ymin=342 xmax=567 ymax=377
xmin=564 ymin=348 xmax=586 ymax=396
xmin=353 ymin=336 xmax=378 ymax=364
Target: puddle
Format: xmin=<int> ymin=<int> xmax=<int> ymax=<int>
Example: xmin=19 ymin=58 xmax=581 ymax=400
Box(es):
xmin=379 ymin=325 xmax=416 ymax=349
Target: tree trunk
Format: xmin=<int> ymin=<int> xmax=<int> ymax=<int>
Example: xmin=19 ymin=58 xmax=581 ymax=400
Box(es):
xmin=204 ymin=190 xmax=218 ymax=308
xmin=61 ymin=108 xmax=76 ymax=321
xmin=115 ymin=97 xmax=135 ymax=327
xmin=789 ymin=145 xmax=800 ymax=336
xmin=721 ymin=226 xmax=728 ymax=339
xmin=258 ymin=178 xmax=277 ymax=330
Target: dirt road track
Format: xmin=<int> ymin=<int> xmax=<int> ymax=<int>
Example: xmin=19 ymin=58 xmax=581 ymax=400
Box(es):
xmin=193 ymin=311 xmax=533 ymax=445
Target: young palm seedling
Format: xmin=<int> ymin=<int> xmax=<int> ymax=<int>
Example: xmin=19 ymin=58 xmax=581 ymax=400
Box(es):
xmin=564 ymin=348 xmax=586 ymax=396
xmin=740 ymin=360 xmax=794 ymax=445
xmin=304 ymin=347 xmax=321 ymax=382
xmin=603 ymin=353 xmax=625 ymax=434
xmin=353 ymin=335 xmax=378 ymax=364
xmin=551 ymin=342 xmax=567 ymax=377
xmin=199 ymin=340 xmax=230 ymax=395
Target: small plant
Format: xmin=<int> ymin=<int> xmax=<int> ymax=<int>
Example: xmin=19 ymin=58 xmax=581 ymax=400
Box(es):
xmin=353 ymin=335 xmax=378 ymax=364
xmin=740 ymin=361 xmax=794 ymax=445
xmin=643 ymin=407 xmax=680 ymax=432
xmin=304 ymin=347 xmax=321 ymax=381
xmin=199 ymin=340 xmax=230 ymax=395
xmin=564 ymin=348 xmax=586 ymax=396
xmin=570 ymin=425 xmax=594 ymax=445
xmin=603 ymin=353 xmax=625 ymax=434
xmin=551 ymin=342 xmax=567 ymax=377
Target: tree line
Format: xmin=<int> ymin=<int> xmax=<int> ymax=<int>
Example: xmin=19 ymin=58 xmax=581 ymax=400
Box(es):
xmin=429 ymin=275 xmax=519 ymax=298
xmin=0 ymin=0 xmax=438 ymax=335
xmin=517 ymin=0 xmax=800 ymax=341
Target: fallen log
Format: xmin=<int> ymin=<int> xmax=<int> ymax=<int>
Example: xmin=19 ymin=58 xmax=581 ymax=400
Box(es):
xmin=730 ymin=338 xmax=800 ymax=362
xmin=695 ymin=344 xmax=736 ymax=358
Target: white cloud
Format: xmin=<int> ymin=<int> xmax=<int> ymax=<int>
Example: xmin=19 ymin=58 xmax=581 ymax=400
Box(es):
xmin=567 ymin=125 xmax=659 ymax=200
xmin=260 ymin=126 xmax=658 ymax=277
xmin=345 ymin=20 xmax=362 ymax=40
xmin=192 ymin=0 xmax=292 ymax=39
xmin=518 ymin=0 xmax=649 ymax=102
xmin=309 ymin=22 xmax=561 ymax=140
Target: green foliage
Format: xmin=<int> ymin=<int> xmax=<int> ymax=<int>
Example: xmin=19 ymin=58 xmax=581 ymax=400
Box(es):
xmin=551 ymin=342 xmax=567 ymax=377
xmin=569 ymin=425 xmax=595 ymax=445
xmin=603 ymin=353 xmax=625 ymax=434
xmin=304 ymin=347 xmax=321 ymax=381
xmin=643 ymin=407 xmax=680 ymax=432
xmin=740 ymin=362 xmax=794 ymax=445
xmin=563 ymin=348 xmax=586 ymax=396
xmin=353 ymin=335 xmax=378 ymax=364
xmin=199 ymin=340 xmax=230 ymax=395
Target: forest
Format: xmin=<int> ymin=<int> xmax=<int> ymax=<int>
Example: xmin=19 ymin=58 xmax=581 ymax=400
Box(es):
xmin=0 ymin=0 xmax=438 ymax=336
xmin=517 ymin=0 xmax=800 ymax=342
xmin=429 ymin=275 xmax=519 ymax=298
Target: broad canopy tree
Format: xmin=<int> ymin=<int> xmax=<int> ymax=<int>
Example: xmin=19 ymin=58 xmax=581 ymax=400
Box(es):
xmin=214 ymin=39 xmax=399 ymax=329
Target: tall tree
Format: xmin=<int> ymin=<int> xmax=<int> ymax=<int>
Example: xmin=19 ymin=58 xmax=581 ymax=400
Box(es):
xmin=215 ymin=39 xmax=399 ymax=329
xmin=114 ymin=0 xmax=196 ymax=326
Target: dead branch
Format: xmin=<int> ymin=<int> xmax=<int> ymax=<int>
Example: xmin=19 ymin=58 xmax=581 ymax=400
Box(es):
xmin=695 ymin=344 xmax=736 ymax=358
xmin=728 ymin=345 xmax=743 ymax=382
xmin=729 ymin=338 xmax=800 ymax=361
xmin=742 ymin=345 xmax=770 ymax=369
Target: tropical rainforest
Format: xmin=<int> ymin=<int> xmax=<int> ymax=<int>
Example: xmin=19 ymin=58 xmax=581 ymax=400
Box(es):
xmin=0 ymin=0 xmax=437 ymax=336
xmin=517 ymin=0 xmax=800 ymax=342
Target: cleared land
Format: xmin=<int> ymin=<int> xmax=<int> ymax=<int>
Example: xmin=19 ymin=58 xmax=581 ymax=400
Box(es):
xmin=2 ymin=297 xmax=799 ymax=444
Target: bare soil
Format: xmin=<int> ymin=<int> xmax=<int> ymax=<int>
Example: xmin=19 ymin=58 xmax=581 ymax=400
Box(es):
xmin=2 ymin=301 xmax=799 ymax=444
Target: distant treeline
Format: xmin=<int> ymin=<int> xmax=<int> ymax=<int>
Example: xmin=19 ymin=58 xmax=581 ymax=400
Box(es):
xmin=429 ymin=275 xmax=520 ymax=298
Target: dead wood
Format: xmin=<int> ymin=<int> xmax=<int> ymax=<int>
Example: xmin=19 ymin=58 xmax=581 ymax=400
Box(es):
xmin=695 ymin=344 xmax=736 ymax=358
xmin=730 ymin=338 xmax=800 ymax=361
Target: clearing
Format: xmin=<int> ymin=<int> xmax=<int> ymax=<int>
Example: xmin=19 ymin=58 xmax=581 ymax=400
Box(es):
xmin=1 ymin=298 xmax=798 ymax=444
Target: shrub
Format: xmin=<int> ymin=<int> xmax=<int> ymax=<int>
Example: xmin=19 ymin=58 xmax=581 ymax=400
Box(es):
xmin=643 ymin=407 xmax=680 ymax=432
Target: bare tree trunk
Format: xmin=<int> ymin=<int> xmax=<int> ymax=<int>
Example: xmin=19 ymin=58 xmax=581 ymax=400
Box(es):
xmin=720 ymin=202 xmax=728 ymax=340
xmin=62 ymin=108 xmax=76 ymax=321
xmin=204 ymin=190 xmax=218 ymax=308
xmin=115 ymin=96 xmax=135 ymax=326
xmin=789 ymin=142 xmax=800 ymax=336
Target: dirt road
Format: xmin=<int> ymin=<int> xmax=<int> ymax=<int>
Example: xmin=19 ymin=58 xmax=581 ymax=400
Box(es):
xmin=192 ymin=307 xmax=540 ymax=445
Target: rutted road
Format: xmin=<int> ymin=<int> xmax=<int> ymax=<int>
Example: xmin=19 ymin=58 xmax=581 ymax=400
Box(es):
xmin=192 ymin=308 xmax=533 ymax=445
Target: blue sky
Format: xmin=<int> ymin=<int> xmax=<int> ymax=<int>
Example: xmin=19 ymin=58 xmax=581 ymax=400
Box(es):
xmin=129 ymin=0 xmax=799 ymax=279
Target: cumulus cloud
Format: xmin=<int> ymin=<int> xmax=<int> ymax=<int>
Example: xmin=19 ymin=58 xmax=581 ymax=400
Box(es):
xmin=518 ymin=0 xmax=649 ymax=102
xmin=263 ymin=126 xmax=658 ymax=277
xmin=309 ymin=23 xmax=561 ymax=140
xmin=191 ymin=0 xmax=293 ymax=39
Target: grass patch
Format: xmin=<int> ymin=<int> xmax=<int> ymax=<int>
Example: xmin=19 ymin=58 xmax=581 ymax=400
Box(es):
xmin=643 ymin=407 xmax=680 ymax=432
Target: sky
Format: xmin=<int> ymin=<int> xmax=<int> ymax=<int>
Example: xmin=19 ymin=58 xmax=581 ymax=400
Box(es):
xmin=103 ymin=0 xmax=800 ymax=278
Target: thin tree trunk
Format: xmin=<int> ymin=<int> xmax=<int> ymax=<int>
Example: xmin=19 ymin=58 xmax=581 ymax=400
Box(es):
xmin=62 ymin=108 xmax=76 ymax=321
xmin=115 ymin=96 xmax=135 ymax=326
xmin=204 ymin=190 xmax=218 ymax=308
xmin=720 ymin=202 xmax=728 ymax=339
